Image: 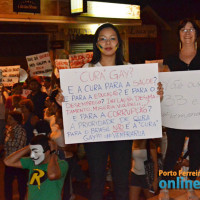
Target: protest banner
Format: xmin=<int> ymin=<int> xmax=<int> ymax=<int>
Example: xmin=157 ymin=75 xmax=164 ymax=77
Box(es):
xmin=69 ymin=52 xmax=93 ymax=68
xmin=55 ymin=59 xmax=70 ymax=70
xmin=0 ymin=65 xmax=20 ymax=87
xmin=60 ymin=64 xmax=162 ymax=144
xmin=26 ymin=52 xmax=52 ymax=77
xmin=160 ymin=71 xmax=200 ymax=129
xmin=54 ymin=59 xmax=70 ymax=78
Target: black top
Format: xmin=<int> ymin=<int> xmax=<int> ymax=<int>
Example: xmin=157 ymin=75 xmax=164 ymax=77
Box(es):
xmin=163 ymin=49 xmax=200 ymax=71
xmin=27 ymin=91 xmax=47 ymax=119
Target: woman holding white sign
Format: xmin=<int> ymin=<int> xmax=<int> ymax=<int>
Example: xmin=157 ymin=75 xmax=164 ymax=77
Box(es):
xmin=83 ymin=23 xmax=164 ymax=200
xmin=163 ymin=18 xmax=200 ymax=199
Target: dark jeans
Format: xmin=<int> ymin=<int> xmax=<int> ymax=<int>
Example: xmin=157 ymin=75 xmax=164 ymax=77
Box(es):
xmin=163 ymin=128 xmax=200 ymax=180
xmin=63 ymin=156 xmax=74 ymax=200
xmin=84 ymin=140 xmax=132 ymax=200
xmin=4 ymin=166 xmax=27 ymax=200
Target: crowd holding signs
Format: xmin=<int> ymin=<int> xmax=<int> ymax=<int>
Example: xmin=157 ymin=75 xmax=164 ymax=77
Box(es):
xmin=1 ymin=51 xmax=200 ymax=144
xmin=0 ymin=51 xmax=93 ymax=87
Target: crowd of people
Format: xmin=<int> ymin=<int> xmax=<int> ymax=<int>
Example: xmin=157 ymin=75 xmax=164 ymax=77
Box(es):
xmin=0 ymin=77 xmax=78 ymax=200
xmin=0 ymin=18 xmax=199 ymax=200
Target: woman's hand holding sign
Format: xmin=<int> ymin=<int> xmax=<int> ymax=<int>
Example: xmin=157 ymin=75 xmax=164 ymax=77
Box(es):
xmin=157 ymin=82 xmax=164 ymax=101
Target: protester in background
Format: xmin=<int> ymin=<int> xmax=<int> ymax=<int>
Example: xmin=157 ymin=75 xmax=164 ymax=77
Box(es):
xmin=49 ymin=105 xmax=65 ymax=161
xmin=82 ymin=23 xmax=163 ymax=200
xmin=0 ymin=85 xmax=9 ymax=151
xmin=3 ymin=111 xmax=27 ymax=200
xmin=12 ymin=94 xmax=23 ymax=112
xmin=33 ymin=119 xmax=52 ymax=137
xmin=48 ymin=93 xmax=62 ymax=132
xmin=50 ymin=78 xmax=62 ymax=107
xmin=51 ymin=78 xmax=60 ymax=98
xmin=42 ymin=77 xmax=52 ymax=96
xmin=5 ymin=83 xmax=24 ymax=119
xmin=27 ymin=77 xmax=47 ymax=119
xmin=52 ymin=109 xmax=77 ymax=200
xmin=50 ymin=109 xmax=65 ymax=148
xmin=4 ymin=135 xmax=68 ymax=200
xmin=22 ymin=80 xmax=29 ymax=90
xmin=43 ymin=96 xmax=57 ymax=132
xmin=19 ymin=99 xmax=39 ymax=144
xmin=129 ymin=139 xmax=158 ymax=200
xmin=162 ymin=18 xmax=200 ymax=200
xmin=44 ymin=96 xmax=52 ymax=119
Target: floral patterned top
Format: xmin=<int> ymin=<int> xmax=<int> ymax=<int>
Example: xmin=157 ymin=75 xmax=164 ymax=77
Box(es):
xmin=4 ymin=124 xmax=27 ymax=157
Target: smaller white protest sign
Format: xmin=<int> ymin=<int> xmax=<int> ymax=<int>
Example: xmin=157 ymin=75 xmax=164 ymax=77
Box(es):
xmin=0 ymin=65 xmax=20 ymax=87
xmin=60 ymin=64 xmax=162 ymax=144
xmin=69 ymin=52 xmax=93 ymax=68
xmin=160 ymin=71 xmax=200 ymax=129
xmin=26 ymin=52 xmax=52 ymax=77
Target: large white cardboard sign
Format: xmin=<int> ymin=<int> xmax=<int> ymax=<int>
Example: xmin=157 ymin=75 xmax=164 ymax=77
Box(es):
xmin=0 ymin=65 xmax=20 ymax=87
xmin=160 ymin=71 xmax=200 ymax=129
xmin=26 ymin=52 xmax=52 ymax=77
xmin=60 ymin=64 xmax=162 ymax=144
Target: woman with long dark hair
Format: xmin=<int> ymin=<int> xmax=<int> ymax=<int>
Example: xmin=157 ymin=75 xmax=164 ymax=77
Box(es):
xmin=83 ymin=23 xmax=131 ymax=200
xmin=83 ymin=23 xmax=163 ymax=200
xmin=90 ymin=23 xmax=124 ymax=66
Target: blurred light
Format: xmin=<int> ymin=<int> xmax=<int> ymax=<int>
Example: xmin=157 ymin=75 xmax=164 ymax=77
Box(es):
xmin=81 ymin=1 xmax=140 ymax=19
xmin=71 ymin=0 xmax=83 ymax=14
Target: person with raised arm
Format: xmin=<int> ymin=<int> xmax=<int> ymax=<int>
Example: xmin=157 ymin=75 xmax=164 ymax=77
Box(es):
xmin=4 ymin=135 xmax=68 ymax=200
